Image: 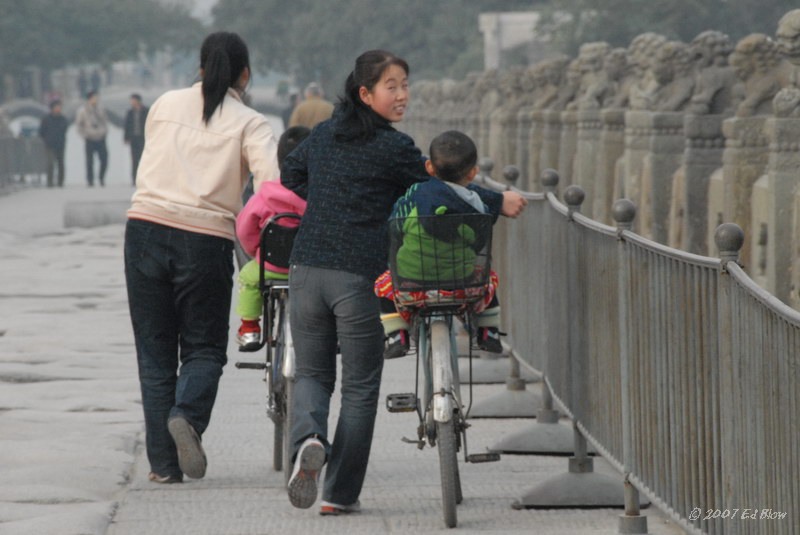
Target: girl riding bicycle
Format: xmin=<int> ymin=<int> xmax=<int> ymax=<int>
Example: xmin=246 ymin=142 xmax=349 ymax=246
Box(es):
xmin=235 ymin=126 xmax=310 ymax=350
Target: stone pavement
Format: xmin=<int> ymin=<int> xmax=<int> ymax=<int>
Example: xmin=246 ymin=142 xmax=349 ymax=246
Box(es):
xmin=1 ymin=185 xmax=687 ymax=534
xmin=106 ymin=348 xmax=686 ymax=535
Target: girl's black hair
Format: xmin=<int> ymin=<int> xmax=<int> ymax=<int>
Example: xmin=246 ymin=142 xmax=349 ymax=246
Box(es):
xmin=200 ymin=32 xmax=250 ymax=124
xmin=335 ymin=49 xmax=409 ymax=142
xmin=277 ymin=126 xmax=311 ymax=169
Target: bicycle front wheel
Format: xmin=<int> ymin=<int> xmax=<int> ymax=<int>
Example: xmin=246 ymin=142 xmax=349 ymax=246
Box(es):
xmin=283 ymin=378 xmax=294 ymax=487
xmin=280 ymin=296 xmax=295 ymax=488
xmin=436 ymin=419 xmax=459 ymax=528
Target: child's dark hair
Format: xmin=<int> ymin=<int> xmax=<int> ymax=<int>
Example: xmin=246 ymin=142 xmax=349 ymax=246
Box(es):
xmin=200 ymin=32 xmax=250 ymax=124
xmin=429 ymin=131 xmax=478 ymax=184
xmin=335 ymin=49 xmax=409 ymax=142
xmin=277 ymin=126 xmax=311 ymax=169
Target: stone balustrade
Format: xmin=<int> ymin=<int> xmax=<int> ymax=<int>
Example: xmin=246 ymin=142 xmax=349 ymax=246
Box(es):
xmin=400 ymin=8 xmax=800 ymax=309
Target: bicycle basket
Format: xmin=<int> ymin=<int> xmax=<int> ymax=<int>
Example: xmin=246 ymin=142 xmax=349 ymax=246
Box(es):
xmin=388 ymin=213 xmax=493 ymax=307
xmin=258 ymin=213 xmax=301 ymax=270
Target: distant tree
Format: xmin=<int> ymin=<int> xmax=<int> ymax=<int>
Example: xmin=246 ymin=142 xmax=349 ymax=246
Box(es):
xmin=212 ymin=0 xmax=536 ymax=94
xmin=0 ymin=0 xmax=203 ymax=79
xmin=536 ymin=0 xmax=793 ymax=56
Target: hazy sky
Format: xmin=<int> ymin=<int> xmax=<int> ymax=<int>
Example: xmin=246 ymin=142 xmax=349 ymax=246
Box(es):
xmin=191 ymin=0 xmax=217 ymax=21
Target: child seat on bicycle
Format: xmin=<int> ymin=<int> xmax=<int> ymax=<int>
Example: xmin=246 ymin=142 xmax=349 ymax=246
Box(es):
xmin=235 ymin=126 xmax=310 ymax=351
xmin=389 ymin=211 xmax=493 ymax=308
xmin=235 ymin=180 xmax=306 ymax=350
xmin=375 ymin=130 xmax=504 ymax=358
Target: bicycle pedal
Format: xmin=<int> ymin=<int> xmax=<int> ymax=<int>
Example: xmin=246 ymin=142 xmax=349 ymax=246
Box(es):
xmin=401 ymin=436 xmax=425 ymax=448
xmin=235 ymin=361 xmax=267 ymax=370
xmin=467 ymin=452 xmax=501 ymax=463
xmin=386 ymin=393 xmax=417 ymax=413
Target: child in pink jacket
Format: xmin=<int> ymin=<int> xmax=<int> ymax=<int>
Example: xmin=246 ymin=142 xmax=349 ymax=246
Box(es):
xmin=235 ymin=126 xmax=309 ymax=350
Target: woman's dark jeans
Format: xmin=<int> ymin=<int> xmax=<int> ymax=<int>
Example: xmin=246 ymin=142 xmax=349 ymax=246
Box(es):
xmin=289 ymin=264 xmax=385 ymax=506
xmin=124 ymin=219 xmax=234 ymax=477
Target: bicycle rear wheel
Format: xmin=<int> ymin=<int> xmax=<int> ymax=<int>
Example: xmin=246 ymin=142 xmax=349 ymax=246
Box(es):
xmin=283 ymin=378 xmax=294 ymax=487
xmin=430 ymin=318 xmax=460 ymax=527
xmin=436 ymin=420 xmax=459 ymax=528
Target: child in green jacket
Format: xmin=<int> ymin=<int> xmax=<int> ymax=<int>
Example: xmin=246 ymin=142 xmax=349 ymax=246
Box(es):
xmin=375 ymin=130 xmax=503 ymax=358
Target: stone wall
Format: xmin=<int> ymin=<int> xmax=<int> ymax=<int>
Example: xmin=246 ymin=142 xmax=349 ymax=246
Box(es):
xmin=402 ymin=9 xmax=800 ymax=308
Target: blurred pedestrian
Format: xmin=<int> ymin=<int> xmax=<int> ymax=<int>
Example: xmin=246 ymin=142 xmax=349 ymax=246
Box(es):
xmin=90 ymin=69 xmax=101 ymax=92
xmin=281 ymin=92 xmax=300 ymax=128
xmin=124 ymin=93 xmax=149 ymax=185
xmin=38 ymin=99 xmax=69 ymax=187
xmin=124 ymin=31 xmax=279 ymax=484
xmin=77 ymin=69 xmax=88 ymax=97
xmin=75 ymin=91 xmax=108 ymax=186
xmin=288 ymin=82 xmax=334 ymax=128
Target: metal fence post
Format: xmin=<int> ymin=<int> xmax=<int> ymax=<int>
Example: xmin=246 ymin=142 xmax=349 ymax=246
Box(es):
xmin=715 ymin=223 xmax=744 ymax=535
xmin=513 ymin=184 xmax=626 ymax=509
xmin=613 ymin=199 xmax=648 ymax=534
xmin=469 ymin=165 xmax=541 ymax=418
xmin=491 ymin=168 xmax=576 ymax=455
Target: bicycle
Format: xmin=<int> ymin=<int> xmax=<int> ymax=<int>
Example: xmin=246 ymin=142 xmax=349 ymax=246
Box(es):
xmin=383 ymin=213 xmax=501 ymax=528
xmin=235 ymin=213 xmax=299 ymax=486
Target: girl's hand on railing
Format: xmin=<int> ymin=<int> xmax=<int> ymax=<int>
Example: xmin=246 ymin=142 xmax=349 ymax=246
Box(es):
xmin=501 ymin=191 xmax=527 ymax=218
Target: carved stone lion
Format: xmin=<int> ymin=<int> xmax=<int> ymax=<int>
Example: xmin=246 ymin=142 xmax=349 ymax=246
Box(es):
xmin=631 ymin=40 xmax=695 ymax=111
xmin=575 ymin=41 xmax=614 ymax=110
xmin=687 ymin=30 xmax=738 ymax=115
xmin=729 ymin=34 xmax=786 ymax=117
xmin=534 ymin=56 xmax=569 ymax=110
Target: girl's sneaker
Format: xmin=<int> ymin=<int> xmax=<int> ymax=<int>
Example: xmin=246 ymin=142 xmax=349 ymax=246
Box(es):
xmin=319 ymin=500 xmax=361 ymax=515
xmin=384 ymin=329 xmax=409 ymax=359
xmin=237 ymin=319 xmax=261 ymax=352
xmin=476 ymin=327 xmax=503 ymax=354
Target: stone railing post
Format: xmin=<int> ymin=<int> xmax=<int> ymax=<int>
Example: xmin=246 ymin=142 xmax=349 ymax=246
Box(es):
xmin=595 ymin=109 xmax=626 ymax=225
xmin=540 ymin=110 xmax=563 ymax=187
xmin=558 ymin=110 xmax=578 ymax=186
xmin=764 ymin=117 xmax=800 ymax=303
xmin=527 ymin=110 xmax=546 ymax=192
xmin=573 ymin=109 xmax=603 ymax=220
xmin=720 ymin=116 xmax=768 ymax=273
xmin=645 ymin=112 xmax=685 ymax=244
xmin=516 ymin=106 xmax=535 ymax=191
xmin=622 ymin=110 xmax=652 ymax=235
xmin=677 ymin=113 xmax=726 ymax=254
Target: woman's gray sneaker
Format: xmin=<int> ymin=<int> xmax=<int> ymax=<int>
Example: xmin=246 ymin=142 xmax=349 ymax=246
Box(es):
xmin=288 ymin=437 xmax=326 ymax=509
xmin=167 ymin=416 xmax=207 ymax=479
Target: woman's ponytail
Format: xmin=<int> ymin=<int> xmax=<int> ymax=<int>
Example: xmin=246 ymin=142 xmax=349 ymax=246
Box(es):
xmin=199 ymin=32 xmax=251 ymax=125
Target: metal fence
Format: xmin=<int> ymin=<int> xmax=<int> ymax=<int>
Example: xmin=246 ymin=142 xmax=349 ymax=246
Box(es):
xmin=486 ymin=170 xmax=799 ymax=535
xmin=0 ymin=136 xmax=47 ymax=191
